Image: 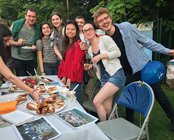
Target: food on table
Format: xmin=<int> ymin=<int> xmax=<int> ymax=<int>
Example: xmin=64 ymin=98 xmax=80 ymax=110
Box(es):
xmin=53 ymin=99 xmax=65 ymax=109
xmin=44 ymin=97 xmax=57 ymax=103
xmin=40 ymin=77 xmax=53 ymax=84
xmin=26 ymin=94 xmax=64 ymax=115
xmin=22 ymin=77 xmax=37 ymax=88
xmin=47 ymin=86 xmax=57 ymax=94
xmin=35 ymin=84 xmax=46 ymax=93
xmin=26 ymin=102 xmax=39 ymax=111
xmin=16 ymin=93 xmax=28 ymax=104
xmin=9 ymin=85 xmax=21 ymax=92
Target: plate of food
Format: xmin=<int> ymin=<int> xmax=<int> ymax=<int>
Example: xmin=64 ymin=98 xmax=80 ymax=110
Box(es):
xmin=46 ymin=86 xmax=63 ymax=94
xmin=26 ymin=94 xmax=66 ymax=115
xmin=40 ymin=76 xmax=54 ymax=84
xmin=8 ymin=85 xmax=24 ymax=92
xmin=15 ymin=93 xmax=28 ymax=104
xmin=35 ymin=84 xmax=47 ymax=93
xmin=0 ymin=82 xmax=12 ymax=89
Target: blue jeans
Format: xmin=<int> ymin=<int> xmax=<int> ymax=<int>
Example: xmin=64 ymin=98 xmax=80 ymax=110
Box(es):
xmin=44 ymin=62 xmax=58 ymax=75
xmin=70 ymin=82 xmax=84 ymax=105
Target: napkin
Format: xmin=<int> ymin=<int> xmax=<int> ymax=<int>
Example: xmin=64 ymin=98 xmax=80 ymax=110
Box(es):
xmin=0 ymin=101 xmax=17 ymax=115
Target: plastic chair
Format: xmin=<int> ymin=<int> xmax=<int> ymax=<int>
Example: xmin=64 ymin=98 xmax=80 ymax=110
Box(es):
xmin=97 ymin=81 xmax=154 ymax=140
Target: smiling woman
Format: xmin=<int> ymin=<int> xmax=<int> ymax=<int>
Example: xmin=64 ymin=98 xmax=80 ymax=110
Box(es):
xmin=82 ymin=22 xmax=126 ymax=121
xmin=58 ymin=20 xmax=85 ymax=105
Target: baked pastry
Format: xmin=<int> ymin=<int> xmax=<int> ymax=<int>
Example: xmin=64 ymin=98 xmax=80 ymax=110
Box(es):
xmin=47 ymin=86 xmax=57 ymax=94
xmin=26 ymin=94 xmax=65 ymax=115
xmin=16 ymin=96 xmax=27 ymax=104
xmin=26 ymin=102 xmax=38 ymax=110
xmin=36 ymin=85 xmax=46 ymax=93
xmin=53 ymin=99 xmax=65 ymax=109
xmin=50 ymin=94 xmax=57 ymax=100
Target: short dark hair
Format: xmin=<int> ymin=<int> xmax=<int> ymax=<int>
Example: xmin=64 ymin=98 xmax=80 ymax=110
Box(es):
xmin=75 ymin=15 xmax=85 ymax=21
xmin=25 ymin=8 xmax=37 ymax=15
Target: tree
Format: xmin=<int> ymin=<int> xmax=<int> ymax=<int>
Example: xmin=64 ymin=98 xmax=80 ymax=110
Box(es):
xmin=0 ymin=0 xmax=99 ymax=24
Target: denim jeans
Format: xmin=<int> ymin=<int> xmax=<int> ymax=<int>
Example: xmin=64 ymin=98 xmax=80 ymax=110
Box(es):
xmin=44 ymin=62 xmax=58 ymax=75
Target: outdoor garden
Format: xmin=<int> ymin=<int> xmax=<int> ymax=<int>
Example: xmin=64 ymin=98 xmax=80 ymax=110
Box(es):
xmin=0 ymin=0 xmax=174 ymax=139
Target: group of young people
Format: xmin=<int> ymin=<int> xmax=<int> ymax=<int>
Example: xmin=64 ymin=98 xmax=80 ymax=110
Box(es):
xmin=1 ymin=7 xmax=174 ymax=131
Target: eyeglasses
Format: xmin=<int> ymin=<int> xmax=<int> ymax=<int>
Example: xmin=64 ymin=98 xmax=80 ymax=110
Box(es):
xmin=97 ymin=15 xmax=110 ymax=24
xmin=83 ymin=27 xmax=94 ymax=34
xmin=26 ymin=15 xmax=36 ymax=19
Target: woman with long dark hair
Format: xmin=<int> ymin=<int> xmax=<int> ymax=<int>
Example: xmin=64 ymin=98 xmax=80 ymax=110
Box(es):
xmin=0 ymin=24 xmax=40 ymax=103
xmin=58 ymin=20 xmax=85 ymax=105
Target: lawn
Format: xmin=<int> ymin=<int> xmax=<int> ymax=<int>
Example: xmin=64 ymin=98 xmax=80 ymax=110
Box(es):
xmin=149 ymin=84 xmax=174 ymax=140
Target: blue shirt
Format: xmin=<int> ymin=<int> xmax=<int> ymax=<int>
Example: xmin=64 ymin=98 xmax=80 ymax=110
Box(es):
xmin=115 ymin=22 xmax=170 ymax=74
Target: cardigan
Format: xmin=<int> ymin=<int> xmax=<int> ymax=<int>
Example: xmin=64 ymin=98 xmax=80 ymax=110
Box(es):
xmin=88 ymin=35 xmax=122 ymax=79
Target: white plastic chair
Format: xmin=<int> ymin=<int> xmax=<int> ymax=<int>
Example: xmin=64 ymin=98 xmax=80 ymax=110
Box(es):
xmin=97 ymin=81 xmax=154 ymax=140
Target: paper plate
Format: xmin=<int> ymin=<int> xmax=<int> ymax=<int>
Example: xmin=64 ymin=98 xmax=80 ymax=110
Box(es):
xmin=22 ymin=46 xmax=33 ymax=49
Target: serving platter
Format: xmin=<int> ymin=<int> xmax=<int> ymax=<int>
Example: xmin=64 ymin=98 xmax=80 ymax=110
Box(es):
xmin=27 ymin=102 xmax=66 ymax=116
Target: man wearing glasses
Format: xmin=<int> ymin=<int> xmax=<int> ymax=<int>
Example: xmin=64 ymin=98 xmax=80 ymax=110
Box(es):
xmin=93 ymin=7 xmax=174 ymax=131
xmin=11 ymin=8 xmax=40 ymax=76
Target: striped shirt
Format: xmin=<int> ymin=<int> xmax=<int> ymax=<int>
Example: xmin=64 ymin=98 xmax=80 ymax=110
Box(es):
xmin=36 ymin=38 xmax=57 ymax=63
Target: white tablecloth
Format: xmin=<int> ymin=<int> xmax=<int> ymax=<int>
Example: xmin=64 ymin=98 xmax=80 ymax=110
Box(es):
xmin=0 ymin=76 xmax=109 ymax=140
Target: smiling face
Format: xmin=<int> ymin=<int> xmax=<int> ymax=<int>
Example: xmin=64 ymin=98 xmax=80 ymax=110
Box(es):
xmin=96 ymin=13 xmax=112 ymax=32
xmin=82 ymin=23 xmax=96 ymax=41
xmin=42 ymin=24 xmax=52 ymax=37
xmin=75 ymin=18 xmax=85 ymax=32
xmin=25 ymin=10 xmax=37 ymax=27
xmin=65 ymin=23 xmax=77 ymax=40
xmin=51 ymin=15 xmax=62 ymax=29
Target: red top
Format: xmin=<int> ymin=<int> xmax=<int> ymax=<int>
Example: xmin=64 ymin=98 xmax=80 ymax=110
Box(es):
xmin=58 ymin=40 xmax=85 ymax=82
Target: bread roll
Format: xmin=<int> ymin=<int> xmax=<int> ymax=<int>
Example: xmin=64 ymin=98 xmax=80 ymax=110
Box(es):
xmin=16 ymin=96 xmax=27 ymax=104
xmin=47 ymin=86 xmax=57 ymax=94
xmin=53 ymin=99 xmax=64 ymax=108
xmin=26 ymin=102 xmax=38 ymax=110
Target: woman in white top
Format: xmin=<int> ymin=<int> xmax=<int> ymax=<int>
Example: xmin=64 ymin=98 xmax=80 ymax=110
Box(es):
xmin=83 ymin=22 xmax=126 ymax=121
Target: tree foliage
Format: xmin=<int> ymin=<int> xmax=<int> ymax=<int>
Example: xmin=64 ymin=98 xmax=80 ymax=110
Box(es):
xmin=91 ymin=0 xmax=174 ymax=31
xmin=0 ymin=0 xmax=99 ymax=25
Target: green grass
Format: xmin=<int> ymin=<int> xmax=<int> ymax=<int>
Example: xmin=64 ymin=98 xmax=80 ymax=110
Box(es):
xmin=149 ymin=84 xmax=174 ymax=139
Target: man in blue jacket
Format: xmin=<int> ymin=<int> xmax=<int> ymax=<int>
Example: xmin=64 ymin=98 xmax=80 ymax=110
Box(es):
xmin=93 ymin=7 xmax=174 ymax=131
xmin=11 ymin=8 xmax=40 ymax=76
